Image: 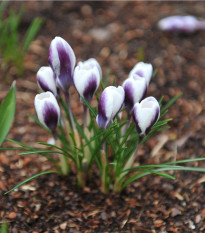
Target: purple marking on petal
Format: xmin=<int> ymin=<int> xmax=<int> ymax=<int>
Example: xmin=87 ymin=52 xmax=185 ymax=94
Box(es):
xmin=43 ymin=101 xmax=59 ymax=132
xmin=38 ymin=79 xmax=52 ymax=94
xmin=132 ymin=106 xmax=142 ymax=135
xmin=134 ymin=70 xmax=143 ymax=77
xmin=124 ymin=82 xmax=134 ymax=112
xmin=83 ymin=74 xmax=97 ymax=102
xmin=57 ymin=42 xmax=73 ymax=89
xmin=97 ymin=92 xmax=108 ymax=128
xmin=145 ymin=107 xmax=160 ymax=135
xmin=97 ymin=114 xmax=108 ymax=129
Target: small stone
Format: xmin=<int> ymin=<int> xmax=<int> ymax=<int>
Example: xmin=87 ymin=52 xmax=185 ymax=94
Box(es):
xmin=195 ymin=214 xmax=201 ymax=224
xmin=8 ymin=212 xmax=16 ymax=219
xmin=154 ymin=219 xmax=164 ymax=227
xmin=60 ymin=222 xmax=67 ymax=230
xmin=170 ymin=207 xmax=181 ymax=217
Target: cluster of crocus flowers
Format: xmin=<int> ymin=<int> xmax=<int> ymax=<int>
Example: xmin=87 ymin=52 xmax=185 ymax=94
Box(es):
xmin=35 ymin=36 xmax=102 ymax=135
xmin=158 ymin=15 xmax=205 ymax=33
xmin=96 ymin=60 xmax=160 ymax=136
xmin=34 ymin=36 xmax=161 ymax=191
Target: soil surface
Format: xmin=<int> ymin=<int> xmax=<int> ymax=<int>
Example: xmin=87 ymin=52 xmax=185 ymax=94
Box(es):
xmin=0 ymin=1 xmax=205 ymax=232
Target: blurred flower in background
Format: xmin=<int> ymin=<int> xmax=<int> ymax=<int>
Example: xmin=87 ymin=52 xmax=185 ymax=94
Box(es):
xmin=158 ymin=15 xmax=205 ymax=33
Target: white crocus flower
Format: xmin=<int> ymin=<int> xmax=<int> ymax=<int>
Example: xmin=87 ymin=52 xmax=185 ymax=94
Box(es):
xmin=133 ymin=96 xmax=160 ymax=135
xmin=34 ymin=91 xmax=60 ymax=133
xmin=96 ymin=86 xmax=125 ymax=129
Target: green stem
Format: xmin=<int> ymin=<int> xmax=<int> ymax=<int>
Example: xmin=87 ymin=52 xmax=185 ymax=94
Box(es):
xmin=53 ymin=132 xmax=69 ymax=176
xmin=77 ymin=170 xmax=86 ymax=188
xmin=64 ymin=91 xmax=76 ymax=131
xmin=101 ymin=140 xmax=109 ymax=194
xmin=114 ymin=138 xmax=141 ymax=193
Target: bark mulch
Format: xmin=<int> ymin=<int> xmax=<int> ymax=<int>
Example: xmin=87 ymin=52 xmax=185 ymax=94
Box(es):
xmin=0 ymin=2 xmax=205 ymax=232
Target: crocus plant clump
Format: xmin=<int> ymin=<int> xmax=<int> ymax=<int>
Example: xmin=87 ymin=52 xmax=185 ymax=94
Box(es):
xmin=31 ymin=36 xmax=173 ymax=193
xmin=6 ymin=36 xmax=205 ymax=195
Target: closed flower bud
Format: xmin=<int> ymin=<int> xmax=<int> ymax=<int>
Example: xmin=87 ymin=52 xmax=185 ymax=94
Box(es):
xmin=158 ymin=15 xmax=205 ymax=33
xmin=73 ymin=59 xmax=101 ymax=102
xmin=133 ymin=97 xmax=160 ymax=135
xmin=34 ymin=91 xmax=60 ymax=132
xmin=37 ymin=66 xmax=58 ymax=96
xmin=48 ymin=36 xmax=76 ymax=91
xmin=129 ymin=62 xmax=153 ymax=86
xmin=122 ymin=75 xmax=147 ymax=112
xmin=96 ymin=86 xmax=125 ymax=129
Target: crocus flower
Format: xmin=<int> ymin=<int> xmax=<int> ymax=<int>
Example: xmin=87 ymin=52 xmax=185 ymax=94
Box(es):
xmin=37 ymin=66 xmax=58 ymax=96
xmin=129 ymin=62 xmax=153 ymax=86
xmin=122 ymin=75 xmax=147 ymax=112
xmin=48 ymin=36 xmax=76 ymax=91
xmin=96 ymin=86 xmax=125 ymax=129
xmin=34 ymin=91 xmax=60 ymax=133
xmin=158 ymin=15 xmax=205 ymax=33
xmin=133 ymin=97 xmax=160 ymax=135
xmin=73 ymin=59 xmax=101 ymax=102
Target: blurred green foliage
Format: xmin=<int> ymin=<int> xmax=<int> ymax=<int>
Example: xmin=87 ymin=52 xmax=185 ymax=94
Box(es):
xmin=0 ymin=81 xmax=16 ymax=146
xmin=0 ymin=222 xmax=8 ymax=233
xmin=0 ymin=1 xmax=43 ymax=77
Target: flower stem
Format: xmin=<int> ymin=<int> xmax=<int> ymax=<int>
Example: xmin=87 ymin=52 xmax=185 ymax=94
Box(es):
xmin=53 ymin=132 xmax=69 ymax=176
xmin=114 ymin=138 xmax=141 ymax=193
xmin=101 ymin=140 xmax=109 ymax=194
xmin=123 ymin=112 xmax=131 ymax=136
xmin=77 ymin=170 xmax=86 ymax=188
xmin=83 ymin=104 xmax=88 ymax=130
xmin=64 ymin=91 xmax=76 ymax=131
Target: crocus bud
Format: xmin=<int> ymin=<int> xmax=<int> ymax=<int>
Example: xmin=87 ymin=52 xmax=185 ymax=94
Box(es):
xmin=78 ymin=58 xmax=102 ymax=78
xmin=133 ymin=97 xmax=160 ymax=135
xmin=48 ymin=36 xmax=76 ymax=91
xmin=73 ymin=59 xmax=101 ymax=102
xmin=129 ymin=62 xmax=153 ymax=86
xmin=122 ymin=75 xmax=147 ymax=112
xmin=37 ymin=66 xmax=58 ymax=97
xmin=34 ymin=91 xmax=60 ymax=132
xmin=158 ymin=15 xmax=205 ymax=33
xmin=96 ymin=86 xmax=125 ymax=129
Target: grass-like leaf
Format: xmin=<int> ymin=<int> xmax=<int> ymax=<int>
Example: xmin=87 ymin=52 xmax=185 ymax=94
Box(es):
xmin=0 ymin=81 xmax=16 ymax=146
xmin=160 ymin=92 xmax=182 ymax=115
xmin=4 ymin=170 xmax=59 ymax=195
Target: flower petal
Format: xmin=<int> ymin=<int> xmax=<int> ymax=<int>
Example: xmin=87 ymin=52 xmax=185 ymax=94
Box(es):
xmin=129 ymin=62 xmax=153 ymax=86
xmin=123 ymin=75 xmax=147 ymax=112
xmin=37 ymin=66 xmax=57 ymax=96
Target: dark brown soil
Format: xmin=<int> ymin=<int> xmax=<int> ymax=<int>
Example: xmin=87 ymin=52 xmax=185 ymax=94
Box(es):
xmin=0 ymin=1 xmax=205 ymax=232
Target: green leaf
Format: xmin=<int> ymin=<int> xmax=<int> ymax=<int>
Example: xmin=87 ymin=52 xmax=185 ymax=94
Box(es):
xmin=122 ymin=165 xmax=205 ymax=189
xmin=4 ymin=170 xmax=59 ymax=195
xmin=161 ymin=92 xmax=182 ymax=115
xmin=81 ymin=96 xmax=97 ymax=118
xmin=0 ymin=82 xmax=16 ymax=146
xmin=0 ymin=222 xmax=8 ymax=233
xmin=22 ymin=17 xmax=43 ymax=54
